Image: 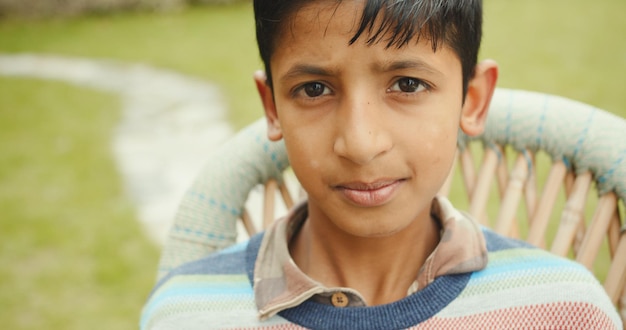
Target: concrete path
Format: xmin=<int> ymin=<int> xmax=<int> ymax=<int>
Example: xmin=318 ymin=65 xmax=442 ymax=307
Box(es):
xmin=0 ymin=54 xmax=233 ymax=245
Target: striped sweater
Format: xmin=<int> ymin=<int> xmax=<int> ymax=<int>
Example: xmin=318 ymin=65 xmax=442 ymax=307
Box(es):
xmin=141 ymin=229 xmax=622 ymax=329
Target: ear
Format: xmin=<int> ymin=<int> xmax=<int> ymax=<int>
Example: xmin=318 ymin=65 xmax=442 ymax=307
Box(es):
xmin=460 ymin=59 xmax=499 ymax=137
xmin=254 ymin=70 xmax=283 ymax=141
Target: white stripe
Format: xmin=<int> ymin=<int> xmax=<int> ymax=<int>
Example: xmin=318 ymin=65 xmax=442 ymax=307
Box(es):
xmin=151 ymin=310 xmax=292 ymax=330
xmin=438 ymin=281 xmax=620 ymax=324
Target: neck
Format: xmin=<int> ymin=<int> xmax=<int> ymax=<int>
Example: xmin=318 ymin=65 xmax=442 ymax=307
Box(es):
xmin=289 ymin=207 xmax=440 ymax=306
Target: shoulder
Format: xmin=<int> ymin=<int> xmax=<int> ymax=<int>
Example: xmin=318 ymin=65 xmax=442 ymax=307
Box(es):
xmin=478 ymin=227 xmax=602 ymax=296
xmin=478 ymin=227 xmax=606 ymax=295
xmin=156 ymin=232 xmax=264 ymax=281
xmin=441 ymin=227 xmax=622 ymax=329
xmin=140 ymin=234 xmax=267 ymax=330
xmin=479 ymin=227 xmax=597 ymax=283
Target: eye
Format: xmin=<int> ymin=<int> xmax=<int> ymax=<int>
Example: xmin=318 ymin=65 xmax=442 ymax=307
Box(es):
xmin=295 ymin=82 xmax=331 ymax=98
xmin=388 ymin=77 xmax=428 ymax=93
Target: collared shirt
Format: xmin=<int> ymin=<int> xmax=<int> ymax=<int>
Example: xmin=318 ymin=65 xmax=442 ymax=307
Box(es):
xmin=253 ymin=196 xmax=488 ymax=320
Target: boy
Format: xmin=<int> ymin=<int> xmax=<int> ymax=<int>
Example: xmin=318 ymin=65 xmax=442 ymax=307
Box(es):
xmin=141 ymin=0 xmax=622 ymax=328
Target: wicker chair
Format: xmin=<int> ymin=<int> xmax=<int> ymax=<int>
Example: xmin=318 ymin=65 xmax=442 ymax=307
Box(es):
xmin=157 ymin=88 xmax=626 ymax=326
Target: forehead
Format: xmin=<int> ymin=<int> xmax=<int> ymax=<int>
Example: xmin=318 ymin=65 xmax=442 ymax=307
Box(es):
xmin=275 ymin=0 xmax=450 ymax=51
xmin=277 ymin=1 xmax=374 ymax=53
xmin=286 ymin=1 xmax=362 ymax=39
xmin=271 ymin=1 xmax=461 ymax=78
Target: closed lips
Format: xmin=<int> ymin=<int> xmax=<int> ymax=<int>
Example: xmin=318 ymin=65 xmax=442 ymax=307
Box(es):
xmin=335 ymin=179 xmax=405 ymax=207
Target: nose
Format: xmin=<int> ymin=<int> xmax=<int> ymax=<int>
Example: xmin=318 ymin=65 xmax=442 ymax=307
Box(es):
xmin=333 ymin=97 xmax=393 ymax=165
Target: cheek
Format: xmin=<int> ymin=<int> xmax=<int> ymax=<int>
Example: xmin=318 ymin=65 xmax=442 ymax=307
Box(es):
xmin=281 ymin=117 xmax=332 ymax=174
xmin=434 ymin=130 xmax=458 ymax=159
xmin=284 ymin=138 xmax=307 ymax=170
xmin=282 ymin=131 xmax=324 ymax=188
xmin=436 ymin=131 xmax=458 ymax=163
xmin=411 ymin=122 xmax=458 ymax=175
xmin=417 ymin=121 xmax=457 ymax=150
xmin=309 ymin=159 xmax=320 ymax=171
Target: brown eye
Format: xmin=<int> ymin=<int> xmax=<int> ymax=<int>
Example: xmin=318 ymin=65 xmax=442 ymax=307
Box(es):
xmin=397 ymin=78 xmax=421 ymax=93
xmin=303 ymin=82 xmax=326 ymax=97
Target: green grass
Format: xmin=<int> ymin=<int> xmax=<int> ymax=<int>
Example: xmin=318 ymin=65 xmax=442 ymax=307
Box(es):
xmin=0 ymin=2 xmax=261 ymax=128
xmin=482 ymin=1 xmax=626 ymax=118
xmin=0 ymin=78 xmax=159 ymax=329
xmin=0 ymin=1 xmax=624 ymax=329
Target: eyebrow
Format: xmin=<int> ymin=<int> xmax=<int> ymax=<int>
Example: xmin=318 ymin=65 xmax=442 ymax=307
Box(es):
xmin=280 ymin=64 xmax=336 ymax=83
xmin=376 ymin=59 xmax=444 ymax=77
xmin=280 ymin=59 xmax=443 ymax=83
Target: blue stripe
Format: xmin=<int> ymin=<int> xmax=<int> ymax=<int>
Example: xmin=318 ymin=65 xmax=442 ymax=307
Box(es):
xmin=220 ymin=240 xmax=248 ymax=253
xmin=172 ymin=225 xmax=234 ymax=240
xmin=535 ymin=95 xmax=549 ymax=147
xmin=562 ymin=155 xmax=571 ymax=169
xmin=162 ymin=277 xmax=251 ymax=291
xmin=598 ymin=149 xmax=625 ymax=184
xmin=141 ymin=293 xmax=254 ymax=329
xmin=155 ymin=285 xmax=252 ymax=298
xmin=142 ymin=281 xmax=253 ymax=325
xmin=572 ymin=109 xmax=596 ymax=160
xmin=472 ymin=254 xmax=587 ymax=282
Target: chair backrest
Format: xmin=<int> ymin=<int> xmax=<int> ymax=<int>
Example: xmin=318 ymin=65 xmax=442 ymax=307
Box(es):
xmin=157 ymin=88 xmax=626 ymax=326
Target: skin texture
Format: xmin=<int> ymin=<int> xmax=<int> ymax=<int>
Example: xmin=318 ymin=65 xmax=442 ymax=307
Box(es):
xmin=255 ymin=0 xmax=498 ymax=306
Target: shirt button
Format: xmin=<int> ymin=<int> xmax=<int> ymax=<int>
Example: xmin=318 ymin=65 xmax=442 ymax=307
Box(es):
xmin=331 ymin=292 xmax=349 ymax=307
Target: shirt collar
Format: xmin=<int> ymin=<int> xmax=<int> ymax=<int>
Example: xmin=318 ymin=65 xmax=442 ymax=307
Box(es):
xmin=253 ymin=196 xmax=487 ymax=320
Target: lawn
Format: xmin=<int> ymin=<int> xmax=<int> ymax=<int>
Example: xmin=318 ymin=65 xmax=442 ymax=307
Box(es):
xmin=0 ymin=1 xmax=624 ymax=329
xmin=0 ymin=78 xmax=159 ymax=329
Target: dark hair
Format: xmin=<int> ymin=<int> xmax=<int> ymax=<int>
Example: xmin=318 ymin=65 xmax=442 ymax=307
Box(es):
xmin=254 ymin=0 xmax=482 ymax=96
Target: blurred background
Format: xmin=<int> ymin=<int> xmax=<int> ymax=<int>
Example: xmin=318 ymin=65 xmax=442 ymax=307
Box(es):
xmin=0 ymin=0 xmax=624 ymax=329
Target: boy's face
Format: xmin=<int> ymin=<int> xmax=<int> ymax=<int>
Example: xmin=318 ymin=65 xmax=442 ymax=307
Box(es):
xmin=257 ymin=1 xmax=494 ymax=238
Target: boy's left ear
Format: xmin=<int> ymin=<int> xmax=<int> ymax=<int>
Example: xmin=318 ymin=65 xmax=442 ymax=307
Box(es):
xmin=460 ymin=60 xmax=499 ymax=137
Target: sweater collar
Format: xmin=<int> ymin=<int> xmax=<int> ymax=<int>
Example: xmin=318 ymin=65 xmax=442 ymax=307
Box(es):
xmin=251 ymin=196 xmax=487 ymax=320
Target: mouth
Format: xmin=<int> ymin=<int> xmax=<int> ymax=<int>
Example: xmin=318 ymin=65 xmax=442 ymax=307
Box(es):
xmin=334 ymin=179 xmax=405 ymax=207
